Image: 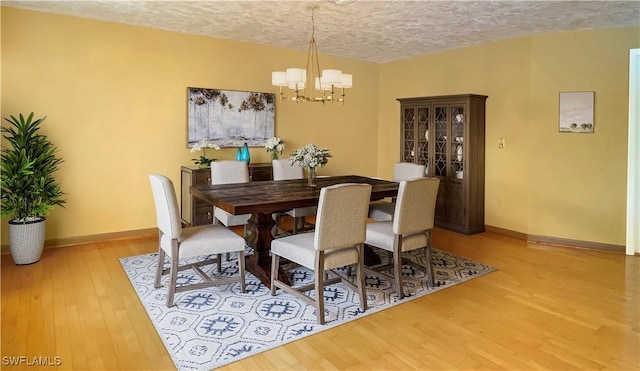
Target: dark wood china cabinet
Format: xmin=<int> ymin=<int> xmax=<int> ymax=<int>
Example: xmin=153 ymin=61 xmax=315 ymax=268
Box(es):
xmin=398 ymin=94 xmax=487 ymax=234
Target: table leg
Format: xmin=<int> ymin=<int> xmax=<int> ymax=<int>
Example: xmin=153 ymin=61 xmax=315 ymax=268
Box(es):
xmin=245 ymin=212 xmax=290 ymax=288
xmin=363 ymin=244 xmax=382 ymax=266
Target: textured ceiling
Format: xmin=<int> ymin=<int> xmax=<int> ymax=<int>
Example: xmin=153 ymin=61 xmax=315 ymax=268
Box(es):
xmin=3 ymin=0 xmax=640 ymax=63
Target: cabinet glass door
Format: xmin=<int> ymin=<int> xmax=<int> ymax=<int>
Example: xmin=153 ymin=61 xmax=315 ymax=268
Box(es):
xmin=451 ymin=105 xmax=465 ymax=181
xmin=434 ymin=106 xmax=448 ymax=177
xmin=449 ymin=105 xmax=465 ymax=225
xmin=416 ymin=106 xmax=429 ymax=173
xmin=402 ymin=107 xmax=415 ymax=162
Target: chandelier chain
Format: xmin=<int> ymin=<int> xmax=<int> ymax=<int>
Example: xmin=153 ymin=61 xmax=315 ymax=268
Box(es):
xmin=311 ymin=7 xmax=316 ymax=39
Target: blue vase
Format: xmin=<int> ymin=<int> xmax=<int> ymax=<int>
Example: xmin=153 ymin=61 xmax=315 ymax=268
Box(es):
xmin=236 ymin=148 xmax=242 ymax=161
xmin=240 ymin=143 xmax=250 ymax=164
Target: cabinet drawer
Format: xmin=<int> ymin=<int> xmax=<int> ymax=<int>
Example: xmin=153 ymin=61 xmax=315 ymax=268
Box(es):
xmin=194 ymin=201 xmax=214 ymax=225
xmin=194 ymin=169 xmax=212 ymax=186
xmin=250 ymin=164 xmax=273 ymax=181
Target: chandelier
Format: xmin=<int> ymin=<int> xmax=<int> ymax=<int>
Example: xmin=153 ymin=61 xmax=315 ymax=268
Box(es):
xmin=271 ymin=7 xmax=352 ymax=104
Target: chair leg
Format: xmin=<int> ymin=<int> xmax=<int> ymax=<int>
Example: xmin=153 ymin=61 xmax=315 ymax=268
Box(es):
xmin=270 ymin=254 xmax=280 ymax=296
xmin=238 ymin=250 xmax=246 ymax=293
xmin=315 ymin=252 xmax=326 ymax=324
xmin=166 ymin=253 xmax=179 ymax=307
xmin=216 ymin=254 xmax=222 ymax=273
xmin=394 ymin=249 xmax=404 ymax=300
xmin=425 ymin=230 xmax=435 ymax=288
xmin=273 ymin=214 xmax=281 ymax=237
xmin=357 ymin=244 xmax=368 ymax=311
xmin=292 ymin=217 xmax=299 ymax=234
xmin=315 ymin=267 xmax=325 ymax=325
xmin=154 ymin=246 xmax=165 ymax=289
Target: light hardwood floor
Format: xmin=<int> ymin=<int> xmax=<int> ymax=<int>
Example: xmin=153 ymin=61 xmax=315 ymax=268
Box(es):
xmin=1 ymin=226 xmax=638 ymax=370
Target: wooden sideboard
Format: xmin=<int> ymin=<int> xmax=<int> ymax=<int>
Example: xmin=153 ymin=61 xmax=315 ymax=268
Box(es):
xmin=180 ymin=163 xmax=273 ymax=226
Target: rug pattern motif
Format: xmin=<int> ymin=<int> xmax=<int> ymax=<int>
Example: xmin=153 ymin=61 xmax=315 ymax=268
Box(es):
xmin=120 ymin=247 xmax=495 ymax=370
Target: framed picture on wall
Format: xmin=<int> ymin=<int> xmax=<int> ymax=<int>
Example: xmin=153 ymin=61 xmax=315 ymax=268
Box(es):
xmin=187 ymin=87 xmax=275 ymax=147
xmin=559 ymin=91 xmax=594 ymax=133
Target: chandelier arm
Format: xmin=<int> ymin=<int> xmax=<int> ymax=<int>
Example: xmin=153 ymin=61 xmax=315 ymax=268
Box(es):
xmin=306 ymin=36 xmax=315 ymax=97
xmin=312 ymin=37 xmax=322 ymax=98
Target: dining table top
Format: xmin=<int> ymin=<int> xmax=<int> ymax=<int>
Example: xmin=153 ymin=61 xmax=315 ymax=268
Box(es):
xmin=190 ymin=174 xmax=399 ymax=215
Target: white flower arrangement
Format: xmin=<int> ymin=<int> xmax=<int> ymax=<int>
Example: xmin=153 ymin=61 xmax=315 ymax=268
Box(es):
xmin=190 ymin=138 xmax=220 ymax=167
xmin=265 ymin=137 xmax=285 ymax=154
xmin=289 ymin=143 xmax=332 ymax=169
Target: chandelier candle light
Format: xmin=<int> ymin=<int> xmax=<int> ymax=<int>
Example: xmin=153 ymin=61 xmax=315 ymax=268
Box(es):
xmin=271 ymin=7 xmax=352 ymax=104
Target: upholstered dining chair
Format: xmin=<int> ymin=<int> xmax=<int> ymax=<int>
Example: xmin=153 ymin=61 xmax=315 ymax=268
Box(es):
xmin=148 ymin=174 xmax=246 ymax=307
xmin=210 ymin=160 xmax=252 ymax=263
xmin=271 ymin=159 xmax=317 ymax=236
xmin=270 ymin=183 xmax=372 ymax=324
xmin=211 ymin=160 xmax=252 ymax=230
xmin=365 ymin=177 xmax=440 ymax=299
xmin=368 ymin=162 xmax=426 ymax=221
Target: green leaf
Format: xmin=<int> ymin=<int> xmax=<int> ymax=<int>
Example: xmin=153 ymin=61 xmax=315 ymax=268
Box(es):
xmin=1 ymin=112 xmax=65 ymax=221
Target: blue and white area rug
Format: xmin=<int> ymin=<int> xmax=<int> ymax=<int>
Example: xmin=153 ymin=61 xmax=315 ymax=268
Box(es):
xmin=120 ymin=247 xmax=496 ymax=370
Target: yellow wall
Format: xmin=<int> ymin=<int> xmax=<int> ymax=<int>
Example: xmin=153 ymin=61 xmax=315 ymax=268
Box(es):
xmin=379 ymin=28 xmax=639 ymax=245
xmin=2 ymin=7 xmax=638 ymax=247
xmin=0 ymin=7 xmax=379 ymax=245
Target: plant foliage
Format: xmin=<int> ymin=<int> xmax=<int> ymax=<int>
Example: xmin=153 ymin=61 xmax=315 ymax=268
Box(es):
xmin=1 ymin=113 xmax=66 ymax=223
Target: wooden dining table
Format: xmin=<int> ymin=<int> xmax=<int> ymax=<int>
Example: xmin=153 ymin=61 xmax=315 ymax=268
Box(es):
xmin=190 ymin=175 xmax=399 ymax=287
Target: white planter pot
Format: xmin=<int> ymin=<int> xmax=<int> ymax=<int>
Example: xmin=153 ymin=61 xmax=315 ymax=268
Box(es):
xmin=8 ymin=218 xmax=46 ymax=265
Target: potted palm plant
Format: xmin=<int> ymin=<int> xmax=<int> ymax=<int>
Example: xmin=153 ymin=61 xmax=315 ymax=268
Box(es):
xmin=1 ymin=113 xmax=65 ymax=265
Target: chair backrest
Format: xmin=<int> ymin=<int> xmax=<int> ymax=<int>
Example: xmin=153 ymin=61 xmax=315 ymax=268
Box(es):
xmin=314 ymin=183 xmax=372 ymax=251
xmin=272 ymin=159 xmax=303 ymax=181
xmin=211 ymin=160 xmax=249 ymax=185
xmin=148 ymin=174 xmax=182 ymax=240
xmin=393 ymin=162 xmax=426 ymax=182
xmin=393 ymin=177 xmax=440 ymax=235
